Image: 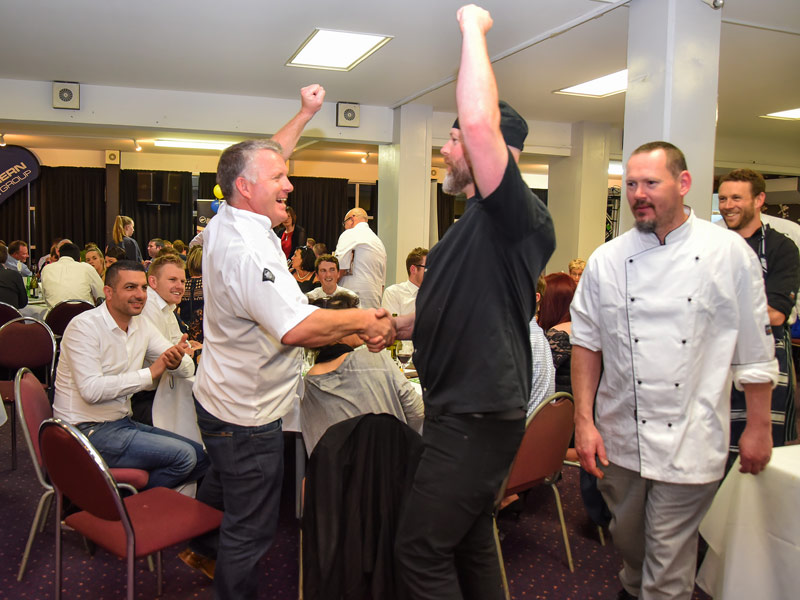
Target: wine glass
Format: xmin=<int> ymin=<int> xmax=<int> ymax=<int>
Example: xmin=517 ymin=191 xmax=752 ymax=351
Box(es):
xmin=397 ymin=340 xmax=413 ymax=370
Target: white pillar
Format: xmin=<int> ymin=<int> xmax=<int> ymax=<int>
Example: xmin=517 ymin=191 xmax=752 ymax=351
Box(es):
xmin=547 ymin=121 xmax=612 ymax=273
xmin=378 ymin=103 xmax=433 ymax=286
xmin=620 ymin=0 xmax=722 ymax=233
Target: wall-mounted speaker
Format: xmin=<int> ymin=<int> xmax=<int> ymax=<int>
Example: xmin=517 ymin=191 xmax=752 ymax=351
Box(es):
xmin=105 ymin=150 xmax=120 ymax=165
xmin=336 ymin=102 xmax=360 ymax=128
xmin=53 ymin=81 xmax=80 ymax=110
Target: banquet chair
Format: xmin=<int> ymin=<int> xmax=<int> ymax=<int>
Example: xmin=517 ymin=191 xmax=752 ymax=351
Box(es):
xmin=0 ymin=317 xmax=56 ymax=470
xmin=39 ymin=418 xmax=223 ymax=600
xmin=493 ymin=392 xmax=575 ymax=599
xmin=14 ymin=368 xmax=150 ymax=581
xmin=44 ymin=299 xmax=94 ymax=338
xmin=0 ymin=300 xmax=22 ymax=327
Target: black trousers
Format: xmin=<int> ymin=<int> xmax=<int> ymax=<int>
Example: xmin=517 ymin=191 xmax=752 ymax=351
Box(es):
xmin=395 ymin=413 xmax=524 ymax=600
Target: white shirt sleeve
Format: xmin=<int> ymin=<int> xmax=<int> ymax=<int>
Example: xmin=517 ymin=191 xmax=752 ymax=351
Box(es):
xmin=62 ymin=322 xmax=153 ymax=404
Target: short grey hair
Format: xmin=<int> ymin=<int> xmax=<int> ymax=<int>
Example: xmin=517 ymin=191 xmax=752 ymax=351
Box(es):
xmin=217 ymin=139 xmax=284 ymax=201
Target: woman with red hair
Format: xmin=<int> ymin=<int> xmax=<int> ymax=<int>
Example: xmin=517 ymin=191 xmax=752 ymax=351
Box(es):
xmin=538 ymin=272 xmax=577 ymax=394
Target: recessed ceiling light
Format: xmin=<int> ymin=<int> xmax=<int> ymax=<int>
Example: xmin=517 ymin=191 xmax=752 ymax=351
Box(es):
xmin=554 ymin=69 xmax=628 ymax=98
xmin=287 ymin=29 xmax=392 ymax=71
xmin=154 ymin=139 xmax=236 ymax=151
xmin=761 ymin=108 xmax=800 ymax=120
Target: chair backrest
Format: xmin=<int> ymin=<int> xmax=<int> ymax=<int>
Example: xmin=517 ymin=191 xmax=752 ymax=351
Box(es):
xmin=0 ymin=317 xmax=56 ymax=378
xmin=39 ymin=418 xmax=128 ymax=523
xmin=0 ymin=301 xmax=22 ymax=328
xmin=44 ymin=300 xmax=94 ymax=337
xmin=498 ymin=392 xmax=575 ymax=501
xmin=15 ymin=368 xmax=52 ymax=481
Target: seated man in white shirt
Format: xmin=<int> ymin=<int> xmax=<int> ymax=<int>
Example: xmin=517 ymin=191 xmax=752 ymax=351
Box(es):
xmin=41 ymin=242 xmax=105 ymax=308
xmin=53 ymin=260 xmax=208 ymax=490
xmin=381 ymin=247 xmax=427 ymax=317
xmin=132 ymin=253 xmax=200 ymax=424
xmin=305 ymin=254 xmax=359 ymax=306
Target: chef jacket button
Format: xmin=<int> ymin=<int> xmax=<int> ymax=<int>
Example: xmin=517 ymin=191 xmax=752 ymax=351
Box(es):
xmin=637 ymin=380 xmax=642 ymax=385
xmin=668 ymin=423 xmax=673 ymax=427
xmin=634 ymin=338 xmax=639 ymax=343
xmin=631 ymin=297 xmax=635 ymax=302
xmin=688 ymin=297 xmax=692 ymax=302
xmin=629 ymin=259 xmax=633 ymax=263
xmin=641 ymin=419 xmax=647 ymax=424
xmin=675 ymin=383 xmax=680 ymax=387
xmin=682 ymin=339 xmax=687 ymax=344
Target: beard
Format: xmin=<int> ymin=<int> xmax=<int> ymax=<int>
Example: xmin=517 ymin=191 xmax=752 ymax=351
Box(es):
xmin=635 ymin=219 xmax=657 ymax=234
xmin=442 ymin=159 xmax=473 ymax=195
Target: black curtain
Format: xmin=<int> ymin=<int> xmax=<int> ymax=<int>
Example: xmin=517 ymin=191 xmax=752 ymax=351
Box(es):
xmin=120 ymin=170 xmax=194 ymax=247
xmin=198 ymin=172 xmax=216 ymax=199
xmin=286 ymin=176 xmax=350 ymax=250
xmin=437 ymin=184 xmax=456 ymax=240
xmin=0 ymin=166 xmax=106 ymax=265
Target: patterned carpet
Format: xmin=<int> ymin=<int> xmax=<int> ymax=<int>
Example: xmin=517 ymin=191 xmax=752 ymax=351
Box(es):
xmin=0 ymin=423 xmax=711 ymax=599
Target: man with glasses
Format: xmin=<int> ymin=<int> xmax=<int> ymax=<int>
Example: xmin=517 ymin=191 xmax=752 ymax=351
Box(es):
xmin=381 ymin=247 xmax=428 ymax=317
xmin=334 ymin=207 xmax=387 ymax=309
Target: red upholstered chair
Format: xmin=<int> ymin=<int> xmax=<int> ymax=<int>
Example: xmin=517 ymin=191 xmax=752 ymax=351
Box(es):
xmin=0 ymin=317 xmax=56 ymax=470
xmin=0 ymin=301 xmax=22 ymax=327
xmin=39 ymin=418 xmax=223 ymax=600
xmin=14 ymin=368 xmax=149 ymax=581
xmin=44 ymin=299 xmax=94 ymax=338
xmin=493 ymin=392 xmax=576 ymax=599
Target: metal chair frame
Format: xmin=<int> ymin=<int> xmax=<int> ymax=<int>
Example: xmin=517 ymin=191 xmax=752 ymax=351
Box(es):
xmin=13 ymin=368 xmax=144 ymax=581
xmin=43 ymin=298 xmax=94 ymax=339
xmin=0 ymin=317 xmax=56 ymax=470
xmin=493 ymin=392 xmax=576 ymax=599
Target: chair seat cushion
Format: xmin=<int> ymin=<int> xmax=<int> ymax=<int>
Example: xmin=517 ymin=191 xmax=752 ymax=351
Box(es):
xmin=65 ymin=487 xmax=222 ymax=557
xmin=109 ymin=468 xmax=149 ymax=490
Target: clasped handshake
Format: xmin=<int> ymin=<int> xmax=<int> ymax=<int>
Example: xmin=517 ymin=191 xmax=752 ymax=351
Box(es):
xmin=359 ymin=308 xmax=398 ymax=353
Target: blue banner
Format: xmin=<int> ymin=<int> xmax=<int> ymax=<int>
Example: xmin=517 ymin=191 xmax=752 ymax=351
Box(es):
xmin=0 ymin=145 xmax=41 ymax=206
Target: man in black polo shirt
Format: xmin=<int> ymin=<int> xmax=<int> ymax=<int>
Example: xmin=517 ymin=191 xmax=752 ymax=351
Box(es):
xmin=719 ymin=168 xmax=800 ymax=463
xmin=394 ymin=5 xmax=555 ymax=599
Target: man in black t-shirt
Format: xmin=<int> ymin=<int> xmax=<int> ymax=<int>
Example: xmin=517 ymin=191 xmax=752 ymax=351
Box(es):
xmin=393 ymin=6 xmax=555 ymax=599
xmin=719 ymin=168 xmax=800 ymax=460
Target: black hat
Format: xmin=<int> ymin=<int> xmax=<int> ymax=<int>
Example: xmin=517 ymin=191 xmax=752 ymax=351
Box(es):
xmin=452 ymin=101 xmax=528 ymax=150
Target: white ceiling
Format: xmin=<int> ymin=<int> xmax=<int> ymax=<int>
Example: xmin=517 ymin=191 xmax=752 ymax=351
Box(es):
xmin=0 ymin=0 xmax=797 ymax=167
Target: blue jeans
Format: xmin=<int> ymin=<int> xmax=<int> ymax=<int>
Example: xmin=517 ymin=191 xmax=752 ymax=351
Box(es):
xmin=192 ymin=398 xmax=284 ymax=600
xmin=76 ymin=417 xmax=208 ymax=490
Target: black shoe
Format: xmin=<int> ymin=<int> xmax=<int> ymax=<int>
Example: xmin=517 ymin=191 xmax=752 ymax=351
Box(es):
xmin=615 ymin=589 xmax=638 ymax=600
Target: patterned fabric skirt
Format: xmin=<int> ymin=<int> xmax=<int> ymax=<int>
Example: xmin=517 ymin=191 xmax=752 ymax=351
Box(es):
xmin=730 ymin=324 xmax=796 ymax=459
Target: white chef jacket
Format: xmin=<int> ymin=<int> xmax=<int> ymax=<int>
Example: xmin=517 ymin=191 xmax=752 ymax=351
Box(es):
xmin=381 ymin=280 xmax=419 ymax=316
xmin=334 ymin=221 xmax=386 ymax=309
xmin=193 ymin=202 xmax=317 ymax=427
xmin=41 ymin=256 xmax=105 ymax=308
xmin=53 ymin=302 xmax=194 ymax=424
xmin=571 ymin=208 xmax=778 ymax=484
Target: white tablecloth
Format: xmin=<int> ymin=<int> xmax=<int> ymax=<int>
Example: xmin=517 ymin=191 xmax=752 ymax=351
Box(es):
xmin=20 ymin=300 xmax=47 ymax=320
xmin=697 ymin=445 xmax=800 ymax=599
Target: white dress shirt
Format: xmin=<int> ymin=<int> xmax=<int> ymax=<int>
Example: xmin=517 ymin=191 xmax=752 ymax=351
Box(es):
xmin=53 ymin=303 xmax=194 ymax=424
xmin=381 ymin=280 xmax=419 ymax=316
xmin=141 ymin=286 xmax=183 ymax=344
xmin=193 ymin=202 xmax=317 ymax=427
xmin=334 ymin=221 xmax=387 ymax=309
xmin=571 ymin=208 xmax=778 ymax=484
xmin=306 ymin=284 xmax=359 ymax=305
xmin=41 ymin=256 xmax=105 ymax=308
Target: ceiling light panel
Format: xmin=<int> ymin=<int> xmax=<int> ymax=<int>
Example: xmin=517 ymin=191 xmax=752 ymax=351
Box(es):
xmin=555 ymin=69 xmax=628 ymax=98
xmin=287 ymin=29 xmax=392 ymax=71
xmin=761 ymin=108 xmax=800 ymax=120
xmin=154 ymin=139 xmax=235 ymax=151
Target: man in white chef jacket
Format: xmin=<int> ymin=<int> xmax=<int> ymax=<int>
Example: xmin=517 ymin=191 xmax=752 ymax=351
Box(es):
xmin=571 ymin=141 xmax=778 ymax=600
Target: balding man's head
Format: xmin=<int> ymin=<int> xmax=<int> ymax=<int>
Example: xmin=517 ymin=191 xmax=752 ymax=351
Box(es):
xmin=343 ymin=207 xmax=368 ymax=230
